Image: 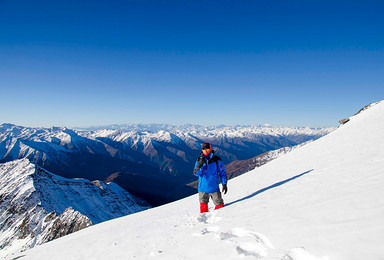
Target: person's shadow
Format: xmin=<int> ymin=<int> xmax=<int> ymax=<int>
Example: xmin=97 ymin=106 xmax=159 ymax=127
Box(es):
xmin=226 ymin=169 xmax=313 ymax=207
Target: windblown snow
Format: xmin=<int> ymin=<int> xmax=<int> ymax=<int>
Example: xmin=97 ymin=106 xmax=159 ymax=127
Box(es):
xmin=8 ymin=101 xmax=384 ymax=260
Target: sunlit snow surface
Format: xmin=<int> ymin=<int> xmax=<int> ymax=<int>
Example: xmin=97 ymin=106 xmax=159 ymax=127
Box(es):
xmin=10 ymin=101 xmax=384 ymax=260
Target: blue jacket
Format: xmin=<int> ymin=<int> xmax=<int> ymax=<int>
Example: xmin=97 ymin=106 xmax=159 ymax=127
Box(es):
xmin=194 ymin=152 xmax=228 ymax=193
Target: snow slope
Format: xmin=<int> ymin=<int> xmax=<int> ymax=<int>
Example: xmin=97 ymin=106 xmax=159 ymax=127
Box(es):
xmin=11 ymin=101 xmax=384 ymax=260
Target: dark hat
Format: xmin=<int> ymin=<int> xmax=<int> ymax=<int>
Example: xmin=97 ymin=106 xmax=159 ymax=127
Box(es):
xmin=202 ymin=142 xmax=212 ymax=150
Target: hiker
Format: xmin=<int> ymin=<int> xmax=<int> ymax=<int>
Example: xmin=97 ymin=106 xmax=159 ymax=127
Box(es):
xmin=193 ymin=142 xmax=228 ymax=213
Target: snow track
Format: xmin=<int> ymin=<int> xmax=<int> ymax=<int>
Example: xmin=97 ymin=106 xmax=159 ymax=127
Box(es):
xmin=188 ymin=210 xmax=325 ymax=260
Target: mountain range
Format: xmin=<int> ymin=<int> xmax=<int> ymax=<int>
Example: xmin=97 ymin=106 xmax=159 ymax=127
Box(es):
xmin=0 ymin=123 xmax=334 ymax=205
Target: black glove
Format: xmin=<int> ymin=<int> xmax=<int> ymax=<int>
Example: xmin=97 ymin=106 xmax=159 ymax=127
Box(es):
xmin=222 ymin=184 xmax=228 ymax=194
xmin=197 ymin=156 xmax=205 ymax=167
xmin=193 ymin=156 xmax=206 ymax=175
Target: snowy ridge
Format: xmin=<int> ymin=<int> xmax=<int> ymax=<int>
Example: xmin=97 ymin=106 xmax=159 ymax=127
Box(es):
xmin=225 ymin=140 xmax=312 ymax=179
xmin=12 ymin=101 xmax=384 ymax=260
xmin=80 ymin=124 xmax=334 ymax=158
xmin=83 ymin=124 xmax=334 ymax=143
xmin=0 ymin=159 xmax=150 ymax=259
xmin=0 ymin=124 xmax=119 ymax=160
xmin=79 ymin=123 xmax=332 ymax=136
xmin=243 ymin=140 xmax=312 ymax=168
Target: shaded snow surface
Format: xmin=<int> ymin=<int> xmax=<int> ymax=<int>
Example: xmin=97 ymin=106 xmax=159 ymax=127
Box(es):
xmin=10 ymin=101 xmax=384 ymax=260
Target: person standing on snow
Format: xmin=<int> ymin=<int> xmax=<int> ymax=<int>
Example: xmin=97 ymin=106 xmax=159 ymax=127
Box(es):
xmin=193 ymin=142 xmax=228 ymax=213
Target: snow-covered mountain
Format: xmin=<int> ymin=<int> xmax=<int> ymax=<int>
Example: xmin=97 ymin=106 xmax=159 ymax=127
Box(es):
xmin=0 ymin=159 xmax=150 ymax=259
xmin=79 ymin=123 xmax=332 ymax=138
xmin=225 ymin=140 xmax=312 ymax=179
xmin=85 ymin=124 xmax=333 ymax=171
xmin=0 ymin=123 xmax=333 ymax=205
xmin=9 ymin=101 xmax=384 ymax=260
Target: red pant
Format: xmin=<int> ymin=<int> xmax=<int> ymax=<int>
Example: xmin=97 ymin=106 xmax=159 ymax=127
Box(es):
xmin=200 ymin=202 xmax=224 ymax=213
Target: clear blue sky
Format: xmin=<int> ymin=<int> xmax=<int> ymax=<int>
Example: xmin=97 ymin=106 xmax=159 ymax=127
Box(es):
xmin=1 ymin=0 xmax=383 ymax=128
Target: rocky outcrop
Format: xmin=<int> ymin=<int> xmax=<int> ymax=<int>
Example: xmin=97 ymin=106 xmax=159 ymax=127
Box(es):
xmin=41 ymin=207 xmax=92 ymax=242
xmin=339 ymin=118 xmax=350 ymax=125
xmin=339 ymin=102 xmax=380 ymax=125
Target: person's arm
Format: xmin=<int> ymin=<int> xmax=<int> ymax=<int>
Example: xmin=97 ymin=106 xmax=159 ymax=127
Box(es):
xmin=193 ymin=156 xmax=206 ymax=176
xmin=217 ymin=160 xmax=228 ymax=194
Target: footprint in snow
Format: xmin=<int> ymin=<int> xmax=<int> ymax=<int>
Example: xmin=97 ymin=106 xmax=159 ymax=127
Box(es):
xmin=197 ymin=211 xmax=222 ymax=224
xmin=192 ymin=211 xmax=273 ymax=257
xmin=193 ymin=226 xmax=221 ymax=237
xmin=149 ymin=250 xmax=163 ymax=256
xmin=190 ymin=210 xmax=327 ymax=260
xmin=218 ymin=228 xmax=274 ymax=258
